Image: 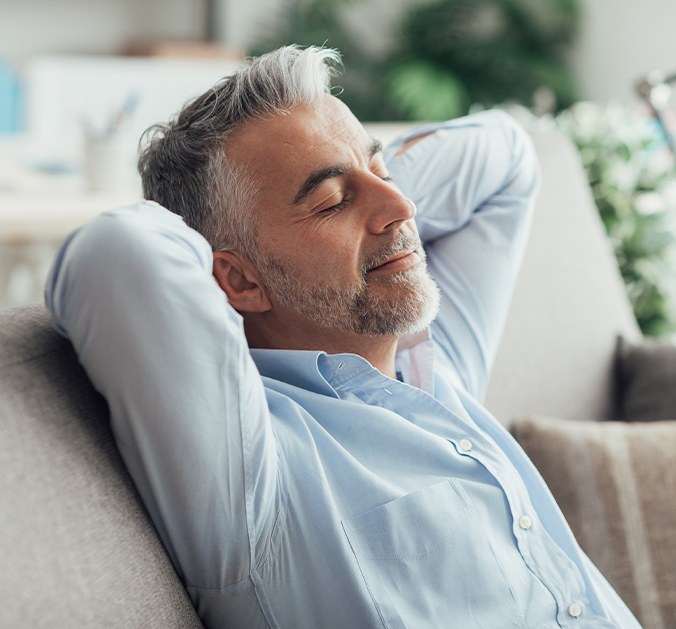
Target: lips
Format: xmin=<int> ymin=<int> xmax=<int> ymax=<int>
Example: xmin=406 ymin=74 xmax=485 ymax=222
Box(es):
xmin=368 ymin=249 xmax=421 ymax=274
xmin=364 ymin=231 xmax=426 ymax=276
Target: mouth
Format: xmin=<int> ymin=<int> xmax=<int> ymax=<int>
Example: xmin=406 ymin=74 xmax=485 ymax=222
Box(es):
xmin=368 ymin=249 xmax=422 ymax=274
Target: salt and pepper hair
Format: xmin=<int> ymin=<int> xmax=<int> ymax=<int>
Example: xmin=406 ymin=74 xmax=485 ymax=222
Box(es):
xmin=137 ymin=45 xmax=342 ymax=255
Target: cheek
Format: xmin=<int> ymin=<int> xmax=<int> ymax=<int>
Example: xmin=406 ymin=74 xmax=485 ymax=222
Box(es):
xmin=314 ymin=236 xmax=363 ymax=276
xmin=301 ymin=247 xmax=354 ymax=280
xmin=293 ymin=225 xmax=361 ymax=266
xmin=265 ymin=220 xmax=365 ymax=280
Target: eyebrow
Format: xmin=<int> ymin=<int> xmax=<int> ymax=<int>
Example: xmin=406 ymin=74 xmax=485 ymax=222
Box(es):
xmin=292 ymin=138 xmax=384 ymax=206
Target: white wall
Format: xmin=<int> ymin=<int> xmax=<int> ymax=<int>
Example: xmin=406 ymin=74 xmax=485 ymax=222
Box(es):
xmin=220 ymin=0 xmax=288 ymax=52
xmin=0 ymin=0 xmax=285 ymax=64
xmin=0 ymin=0 xmax=204 ymax=62
xmin=569 ymin=0 xmax=676 ymax=102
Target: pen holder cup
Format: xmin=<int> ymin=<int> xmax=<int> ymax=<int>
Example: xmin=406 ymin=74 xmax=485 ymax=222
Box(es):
xmin=83 ymin=134 xmax=135 ymax=193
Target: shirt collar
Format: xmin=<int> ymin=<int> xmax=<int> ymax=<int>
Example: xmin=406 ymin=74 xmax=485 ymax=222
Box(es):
xmin=249 ymin=349 xmax=339 ymax=398
xmin=249 ymin=328 xmax=433 ymax=396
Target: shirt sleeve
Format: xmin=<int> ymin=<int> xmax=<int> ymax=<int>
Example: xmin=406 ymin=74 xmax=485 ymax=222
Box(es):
xmin=45 ymin=201 xmax=278 ymax=590
xmin=384 ymin=110 xmax=540 ymax=400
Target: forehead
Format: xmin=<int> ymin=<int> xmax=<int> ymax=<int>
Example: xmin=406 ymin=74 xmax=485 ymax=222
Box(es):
xmin=226 ymin=94 xmax=371 ymax=197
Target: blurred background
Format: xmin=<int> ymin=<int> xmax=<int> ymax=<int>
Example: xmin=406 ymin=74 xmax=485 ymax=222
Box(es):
xmin=3 ymin=0 xmax=676 ymax=336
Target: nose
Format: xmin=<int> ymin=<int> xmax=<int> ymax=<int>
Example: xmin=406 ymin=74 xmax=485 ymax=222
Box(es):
xmin=366 ymin=177 xmax=417 ymax=234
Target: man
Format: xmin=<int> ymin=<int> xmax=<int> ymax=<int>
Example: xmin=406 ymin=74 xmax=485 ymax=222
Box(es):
xmin=46 ymin=46 xmax=640 ymax=628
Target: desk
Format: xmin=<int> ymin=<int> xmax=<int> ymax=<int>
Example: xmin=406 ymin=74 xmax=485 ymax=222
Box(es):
xmin=0 ymin=138 xmax=140 ymax=305
xmin=1 ymin=190 xmax=141 ymax=241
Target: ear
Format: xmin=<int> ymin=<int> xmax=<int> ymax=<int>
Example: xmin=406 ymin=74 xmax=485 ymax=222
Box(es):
xmin=212 ymin=251 xmax=272 ymax=313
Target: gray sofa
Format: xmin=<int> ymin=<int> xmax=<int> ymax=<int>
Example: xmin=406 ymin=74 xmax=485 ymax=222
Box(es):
xmin=0 ymin=128 xmax=647 ymax=627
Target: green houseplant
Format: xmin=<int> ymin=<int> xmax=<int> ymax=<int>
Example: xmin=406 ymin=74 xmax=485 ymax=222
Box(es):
xmin=386 ymin=0 xmax=579 ymax=121
xmin=552 ymin=102 xmax=676 ymax=336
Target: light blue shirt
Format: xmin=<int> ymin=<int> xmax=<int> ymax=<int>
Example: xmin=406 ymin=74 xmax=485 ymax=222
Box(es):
xmin=45 ymin=111 xmax=640 ymax=629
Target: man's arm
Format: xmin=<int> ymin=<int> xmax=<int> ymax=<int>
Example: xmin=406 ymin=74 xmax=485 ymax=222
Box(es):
xmin=45 ymin=201 xmax=278 ymax=590
xmin=384 ymin=110 xmax=540 ymax=399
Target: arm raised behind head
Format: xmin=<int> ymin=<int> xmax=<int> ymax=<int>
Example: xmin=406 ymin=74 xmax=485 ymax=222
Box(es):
xmin=385 ymin=110 xmax=540 ymax=399
xmin=45 ymin=201 xmax=279 ymax=591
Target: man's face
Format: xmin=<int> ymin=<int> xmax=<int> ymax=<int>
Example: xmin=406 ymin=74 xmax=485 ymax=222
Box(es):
xmin=228 ymin=94 xmax=439 ymax=339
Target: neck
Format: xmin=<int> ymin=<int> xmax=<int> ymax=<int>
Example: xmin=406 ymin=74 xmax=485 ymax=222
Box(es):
xmin=243 ymin=311 xmax=399 ymax=378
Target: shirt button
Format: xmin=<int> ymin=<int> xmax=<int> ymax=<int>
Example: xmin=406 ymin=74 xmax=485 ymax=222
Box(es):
xmin=518 ymin=515 xmax=533 ymax=530
xmin=458 ymin=439 xmax=473 ymax=452
xmin=337 ymin=362 xmax=345 ymax=370
xmin=567 ymin=602 xmax=584 ymax=618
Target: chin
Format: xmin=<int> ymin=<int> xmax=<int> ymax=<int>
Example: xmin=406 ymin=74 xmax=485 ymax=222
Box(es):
xmin=356 ymin=270 xmax=441 ymax=338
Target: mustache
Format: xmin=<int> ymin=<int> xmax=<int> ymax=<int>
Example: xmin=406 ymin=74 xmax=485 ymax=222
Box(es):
xmin=362 ymin=232 xmax=425 ymax=275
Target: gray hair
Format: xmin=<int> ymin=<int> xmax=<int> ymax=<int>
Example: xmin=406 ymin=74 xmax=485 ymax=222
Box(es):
xmin=137 ymin=45 xmax=342 ymax=254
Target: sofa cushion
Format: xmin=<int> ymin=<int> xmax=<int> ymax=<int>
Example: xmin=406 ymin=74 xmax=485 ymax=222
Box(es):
xmin=616 ymin=335 xmax=676 ymax=421
xmin=0 ymin=304 xmax=202 ymax=628
xmin=512 ymin=415 xmax=676 ymax=629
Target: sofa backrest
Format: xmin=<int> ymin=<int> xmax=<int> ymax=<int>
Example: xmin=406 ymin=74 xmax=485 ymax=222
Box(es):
xmin=484 ymin=129 xmax=641 ymax=423
xmin=0 ymin=304 xmax=203 ymax=628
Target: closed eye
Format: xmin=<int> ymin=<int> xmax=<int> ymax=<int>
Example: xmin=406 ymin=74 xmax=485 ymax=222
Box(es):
xmin=321 ymin=198 xmax=349 ymax=214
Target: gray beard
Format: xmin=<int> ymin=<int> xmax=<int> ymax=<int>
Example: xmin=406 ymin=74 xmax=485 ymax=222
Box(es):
xmin=252 ymin=235 xmax=441 ymax=338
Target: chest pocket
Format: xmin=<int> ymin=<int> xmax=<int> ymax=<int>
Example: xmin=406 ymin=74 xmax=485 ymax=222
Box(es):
xmin=341 ymin=480 xmax=519 ymax=629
